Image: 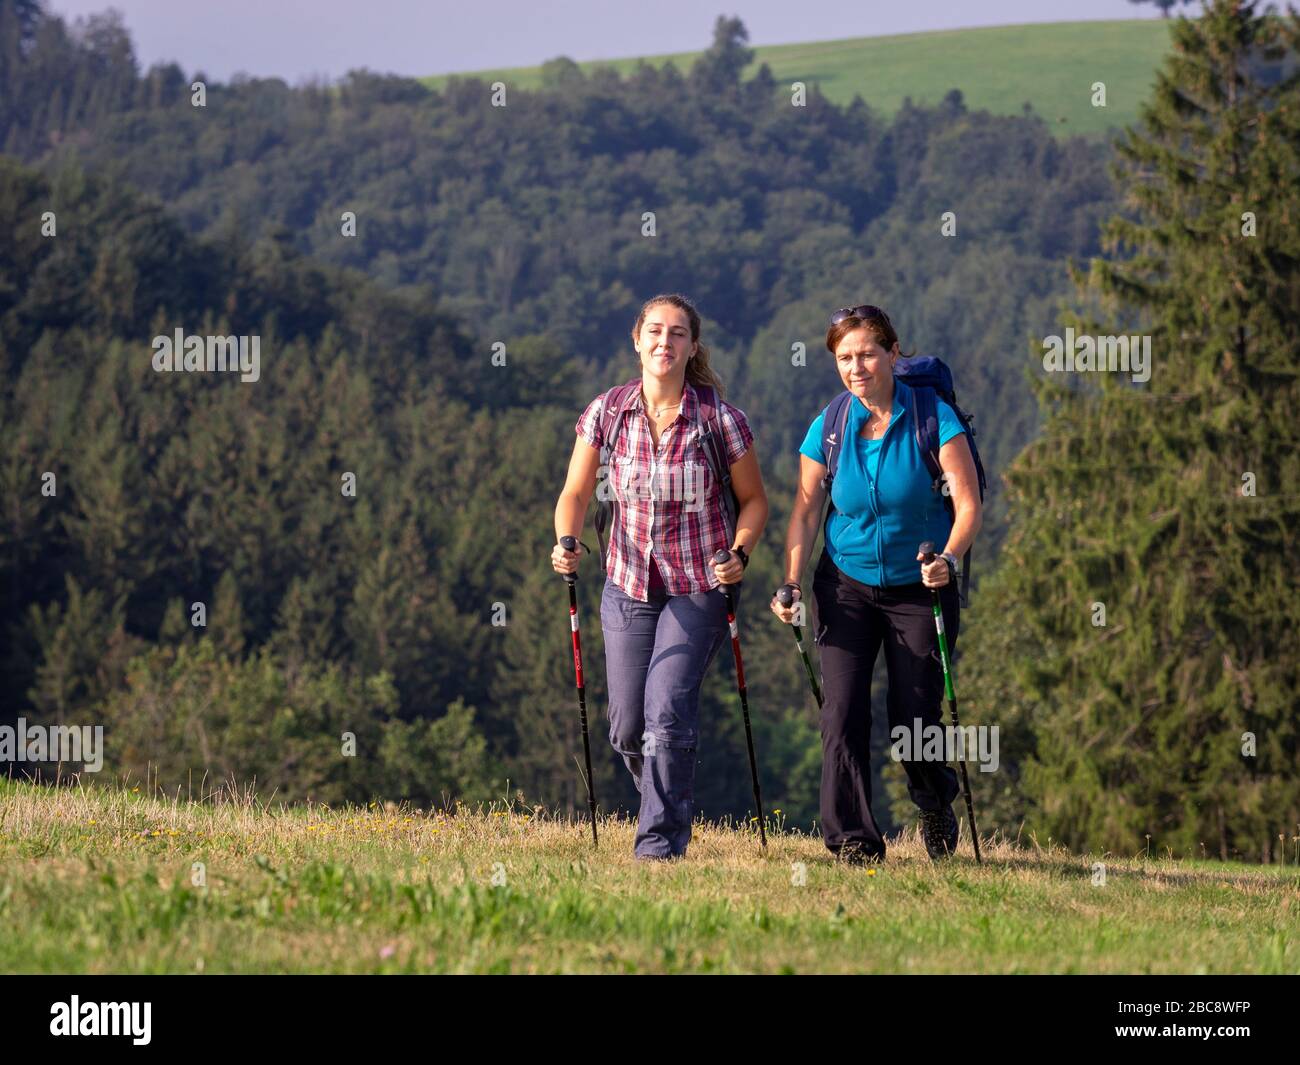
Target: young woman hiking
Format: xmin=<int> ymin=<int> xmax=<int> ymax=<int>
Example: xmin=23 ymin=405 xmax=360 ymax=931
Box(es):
xmin=770 ymin=305 xmax=982 ymax=864
xmin=551 ymin=294 xmax=768 ymax=861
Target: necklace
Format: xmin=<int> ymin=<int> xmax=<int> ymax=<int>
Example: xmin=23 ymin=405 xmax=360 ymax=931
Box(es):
xmin=862 ymin=410 xmax=890 ymax=439
xmin=643 ymin=391 xmax=682 ymax=418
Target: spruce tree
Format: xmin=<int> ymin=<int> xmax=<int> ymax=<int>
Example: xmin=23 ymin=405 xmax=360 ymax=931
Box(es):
xmin=962 ymin=0 xmax=1300 ymax=860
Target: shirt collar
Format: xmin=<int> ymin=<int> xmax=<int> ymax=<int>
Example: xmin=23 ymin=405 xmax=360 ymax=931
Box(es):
xmin=624 ymin=380 xmax=696 ymax=424
xmin=891 ymin=377 xmax=909 ymax=418
xmin=679 ymin=381 xmax=699 ymax=424
xmin=848 ymin=378 xmax=908 ymax=424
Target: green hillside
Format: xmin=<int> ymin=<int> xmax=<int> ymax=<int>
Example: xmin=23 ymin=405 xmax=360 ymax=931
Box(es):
xmin=422 ymin=20 xmax=1171 ymax=137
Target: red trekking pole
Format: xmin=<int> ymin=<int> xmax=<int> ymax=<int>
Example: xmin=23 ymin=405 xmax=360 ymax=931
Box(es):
xmin=559 ymin=535 xmax=598 ymax=847
xmin=712 ymin=549 xmax=766 ymax=849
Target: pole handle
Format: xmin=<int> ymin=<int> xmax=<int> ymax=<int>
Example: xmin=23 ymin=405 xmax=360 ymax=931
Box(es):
xmin=559 ymin=535 xmax=579 ymax=585
xmin=712 ymin=548 xmax=739 ymax=605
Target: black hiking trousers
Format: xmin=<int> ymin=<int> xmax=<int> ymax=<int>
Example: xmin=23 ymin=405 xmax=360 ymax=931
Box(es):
xmin=811 ymin=549 xmax=962 ymax=860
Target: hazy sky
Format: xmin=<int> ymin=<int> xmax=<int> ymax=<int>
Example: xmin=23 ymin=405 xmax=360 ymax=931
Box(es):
xmin=44 ymin=0 xmax=1182 ymax=83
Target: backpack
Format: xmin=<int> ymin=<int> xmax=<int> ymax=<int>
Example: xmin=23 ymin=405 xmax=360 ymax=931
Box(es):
xmin=819 ymin=355 xmax=987 ymax=605
xmin=592 ymin=380 xmax=739 ymax=571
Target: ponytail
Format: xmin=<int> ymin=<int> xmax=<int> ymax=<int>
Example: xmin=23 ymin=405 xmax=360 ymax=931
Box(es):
xmin=686 ymin=342 xmax=723 ymax=396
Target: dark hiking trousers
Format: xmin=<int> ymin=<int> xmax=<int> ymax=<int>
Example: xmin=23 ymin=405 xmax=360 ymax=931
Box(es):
xmin=601 ymin=576 xmax=735 ymax=859
xmin=811 ymin=549 xmax=961 ymax=860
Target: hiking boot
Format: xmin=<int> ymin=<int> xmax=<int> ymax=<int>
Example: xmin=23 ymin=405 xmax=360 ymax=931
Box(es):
xmin=918 ymin=805 xmax=959 ymax=859
xmin=834 ymin=841 xmax=883 ymax=866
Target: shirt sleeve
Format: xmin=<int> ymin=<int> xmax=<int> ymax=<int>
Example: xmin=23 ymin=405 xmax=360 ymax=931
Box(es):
xmin=575 ymin=394 xmax=604 ymax=449
xmin=719 ymin=403 xmax=755 ymax=466
xmin=936 ymin=400 xmax=966 ymax=447
xmin=799 ymin=412 xmax=827 ymax=465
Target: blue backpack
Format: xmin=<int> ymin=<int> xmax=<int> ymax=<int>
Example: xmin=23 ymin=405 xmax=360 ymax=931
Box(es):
xmin=819 ymin=356 xmax=986 ymax=605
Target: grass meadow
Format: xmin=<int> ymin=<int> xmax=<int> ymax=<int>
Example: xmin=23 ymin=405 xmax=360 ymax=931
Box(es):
xmin=422 ymin=20 xmax=1171 ymax=137
xmin=1 ymin=776 xmax=1296 ymax=974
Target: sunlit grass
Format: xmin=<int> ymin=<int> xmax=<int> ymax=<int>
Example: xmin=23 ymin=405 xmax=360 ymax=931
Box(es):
xmin=1 ymin=776 xmax=1295 ymax=974
xmin=421 ymin=21 xmax=1171 ymax=138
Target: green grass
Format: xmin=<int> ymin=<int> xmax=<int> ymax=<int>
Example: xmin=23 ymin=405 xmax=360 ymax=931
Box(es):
xmin=2 ymin=777 xmax=1296 ymax=974
xmin=421 ymin=20 xmax=1172 ymax=138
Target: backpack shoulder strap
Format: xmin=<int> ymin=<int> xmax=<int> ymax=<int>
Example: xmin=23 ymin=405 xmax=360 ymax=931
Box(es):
xmin=906 ymin=383 xmax=943 ymax=490
xmin=819 ymin=391 xmax=854 ymax=499
xmin=906 ymin=382 xmax=977 ymax=608
xmin=693 ymin=385 xmax=737 ymax=542
xmin=598 ymin=380 xmax=640 ymax=457
xmin=593 ymin=380 xmax=640 ymax=569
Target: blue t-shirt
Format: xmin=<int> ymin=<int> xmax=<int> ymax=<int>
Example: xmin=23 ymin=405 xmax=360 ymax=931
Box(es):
xmin=799 ymin=379 xmax=967 ymax=587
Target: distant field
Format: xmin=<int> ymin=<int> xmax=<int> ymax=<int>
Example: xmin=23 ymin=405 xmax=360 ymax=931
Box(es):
xmin=422 ymin=20 xmax=1171 ymax=137
xmin=3 ymin=779 xmax=1297 ymax=974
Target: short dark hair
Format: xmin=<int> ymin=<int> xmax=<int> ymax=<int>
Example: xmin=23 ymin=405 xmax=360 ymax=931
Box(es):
xmin=826 ymin=307 xmax=901 ymax=354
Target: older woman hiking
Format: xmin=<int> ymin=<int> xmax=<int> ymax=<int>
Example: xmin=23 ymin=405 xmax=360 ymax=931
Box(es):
xmin=551 ymin=293 xmax=768 ymax=861
xmin=770 ymin=304 xmax=982 ymax=865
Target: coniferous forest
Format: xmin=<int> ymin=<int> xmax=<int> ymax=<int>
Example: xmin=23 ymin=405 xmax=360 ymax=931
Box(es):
xmin=1 ymin=0 xmax=1296 ymax=861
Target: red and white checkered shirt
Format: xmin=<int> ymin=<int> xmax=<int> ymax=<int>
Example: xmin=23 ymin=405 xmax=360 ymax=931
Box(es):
xmin=576 ymin=382 xmax=754 ymax=601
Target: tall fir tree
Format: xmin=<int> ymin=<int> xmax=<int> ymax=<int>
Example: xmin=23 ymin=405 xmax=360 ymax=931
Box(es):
xmin=962 ymin=0 xmax=1300 ymax=860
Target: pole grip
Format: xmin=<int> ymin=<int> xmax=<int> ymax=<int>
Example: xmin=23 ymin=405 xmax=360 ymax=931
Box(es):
xmin=559 ymin=535 xmax=578 ymax=585
xmin=712 ymin=549 xmax=738 ymax=613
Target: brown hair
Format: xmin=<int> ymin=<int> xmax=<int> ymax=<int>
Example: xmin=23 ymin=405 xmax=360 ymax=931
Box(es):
xmin=825 ymin=306 xmax=905 ymax=357
xmin=632 ymin=293 xmax=724 ymax=397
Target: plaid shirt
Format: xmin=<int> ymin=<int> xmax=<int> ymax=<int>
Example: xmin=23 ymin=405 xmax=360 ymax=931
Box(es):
xmin=576 ymin=382 xmax=754 ymax=601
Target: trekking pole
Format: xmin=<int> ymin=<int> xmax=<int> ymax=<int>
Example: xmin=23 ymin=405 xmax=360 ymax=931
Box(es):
xmin=918 ymin=541 xmax=982 ymax=864
xmin=558 ymin=535 xmax=598 ymax=848
xmin=712 ymin=550 xmax=766 ymax=849
xmin=776 ymin=584 xmax=822 ymax=709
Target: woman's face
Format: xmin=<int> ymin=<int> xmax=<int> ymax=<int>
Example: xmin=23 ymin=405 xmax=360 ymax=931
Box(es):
xmin=833 ymin=326 xmax=897 ymax=403
xmin=635 ymin=304 xmax=695 ymax=383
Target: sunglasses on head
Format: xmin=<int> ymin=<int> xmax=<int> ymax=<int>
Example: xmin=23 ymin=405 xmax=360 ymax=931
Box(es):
xmin=829 ymin=304 xmax=890 ymax=326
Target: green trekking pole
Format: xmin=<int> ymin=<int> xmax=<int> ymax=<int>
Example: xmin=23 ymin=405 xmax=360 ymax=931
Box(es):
xmin=919 ymin=541 xmax=982 ymax=864
xmin=775 ymin=584 xmax=822 ymax=708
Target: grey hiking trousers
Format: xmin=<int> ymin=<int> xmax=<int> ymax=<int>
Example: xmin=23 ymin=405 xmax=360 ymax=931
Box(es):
xmin=600 ymin=575 xmax=737 ymax=859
